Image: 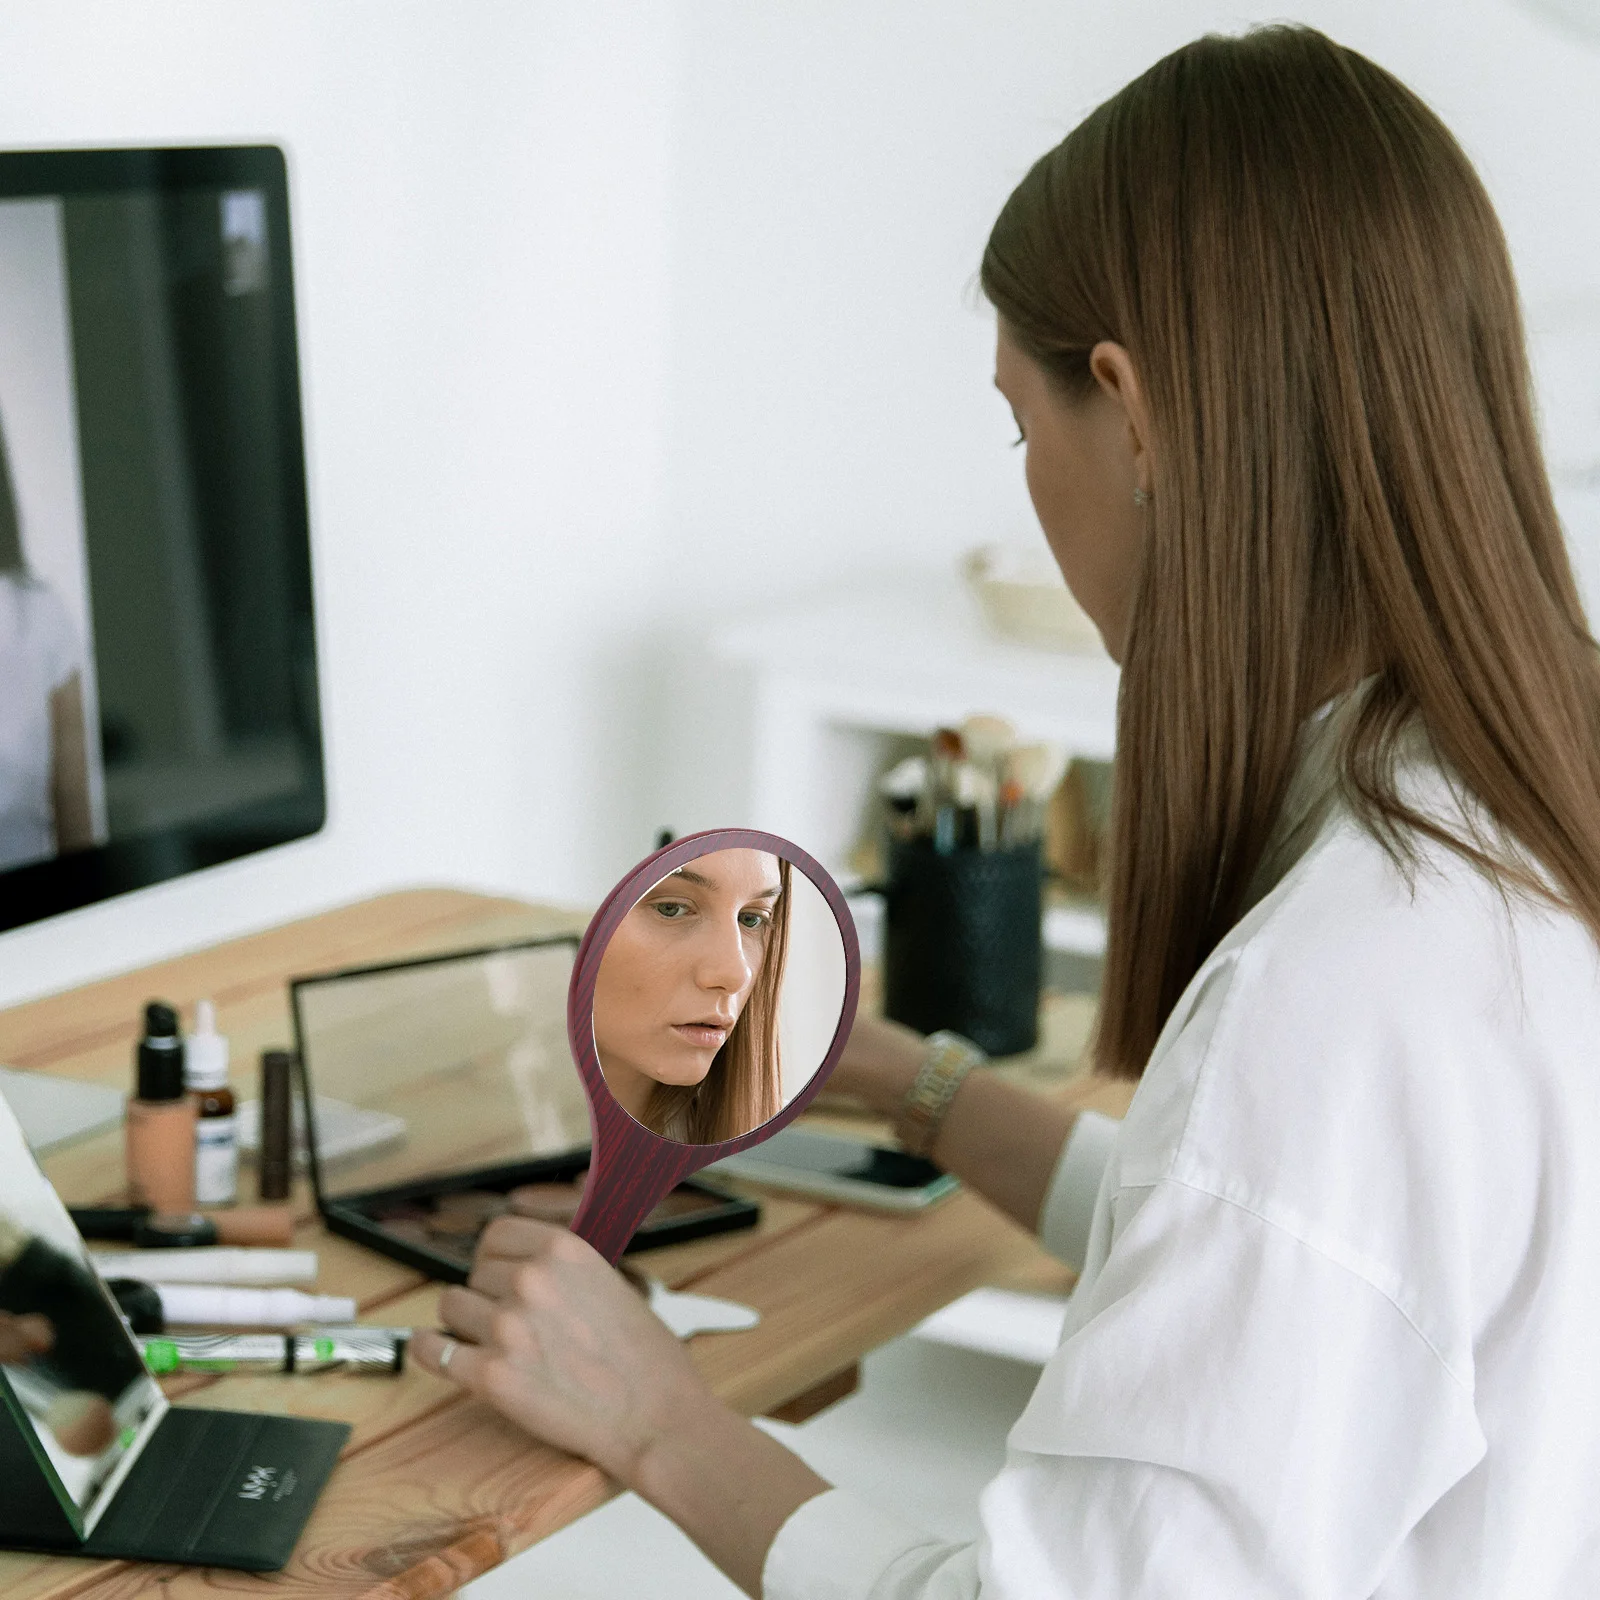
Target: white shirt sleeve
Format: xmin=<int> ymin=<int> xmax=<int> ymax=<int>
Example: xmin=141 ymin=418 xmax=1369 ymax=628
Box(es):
xmin=763 ymin=1492 xmax=970 ymax=1600
xmin=764 ymin=1173 xmax=1485 ymax=1600
xmin=1035 ymin=1108 xmax=1119 ymax=1271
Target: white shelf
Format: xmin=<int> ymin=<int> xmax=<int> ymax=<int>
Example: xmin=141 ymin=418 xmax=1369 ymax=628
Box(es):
xmin=710 ymin=572 xmax=1119 ymax=751
xmin=659 ymin=572 xmax=1119 ymax=875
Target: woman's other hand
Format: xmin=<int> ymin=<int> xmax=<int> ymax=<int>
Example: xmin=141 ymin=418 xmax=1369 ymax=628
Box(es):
xmin=830 ymin=1014 xmax=1080 ymax=1234
xmin=410 ymin=1216 xmax=709 ymax=1487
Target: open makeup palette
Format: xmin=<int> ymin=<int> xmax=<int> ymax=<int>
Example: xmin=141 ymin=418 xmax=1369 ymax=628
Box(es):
xmin=290 ymin=937 xmax=758 ymax=1282
xmin=293 ymin=829 xmax=862 ymax=1278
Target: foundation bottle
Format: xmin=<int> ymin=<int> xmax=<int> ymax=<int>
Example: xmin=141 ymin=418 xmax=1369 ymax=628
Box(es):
xmin=125 ymin=1001 xmax=197 ymax=1212
xmin=186 ymin=999 xmax=238 ymax=1205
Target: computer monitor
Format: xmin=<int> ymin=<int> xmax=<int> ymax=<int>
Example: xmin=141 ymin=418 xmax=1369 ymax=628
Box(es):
xmin=0 ymin=146 xmax=324 ymax=935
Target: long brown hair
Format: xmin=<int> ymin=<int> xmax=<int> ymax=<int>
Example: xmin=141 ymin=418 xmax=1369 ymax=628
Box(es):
xmin=981 ymin=26 xmax=1600 ymax=1078
xmin=645 ymin=857 xmax=790 ymax=1141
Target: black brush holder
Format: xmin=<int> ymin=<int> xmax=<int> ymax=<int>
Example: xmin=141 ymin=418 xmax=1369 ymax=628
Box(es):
xmin=882 ymin=836 xmax=1043 ymax=1056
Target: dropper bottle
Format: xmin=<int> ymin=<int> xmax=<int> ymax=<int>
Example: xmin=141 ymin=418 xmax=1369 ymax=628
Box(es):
xmin=185 ymin=999 xmax=238 ymax=1206
xmin=125 ymin=1002 xmax=196 ymax=1213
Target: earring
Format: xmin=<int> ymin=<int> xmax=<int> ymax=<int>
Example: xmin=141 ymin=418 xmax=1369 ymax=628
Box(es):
xmin=1133 ymin=486 xmax=1152 ymax=507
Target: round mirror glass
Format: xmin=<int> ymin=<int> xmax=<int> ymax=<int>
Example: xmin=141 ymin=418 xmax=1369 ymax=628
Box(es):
xmin=591 ymin=845 xmax=848 ymax=1144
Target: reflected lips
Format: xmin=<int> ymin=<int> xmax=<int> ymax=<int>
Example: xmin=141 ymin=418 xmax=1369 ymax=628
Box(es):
xmin=673 ymin=1022 xmax=729 ymax=1048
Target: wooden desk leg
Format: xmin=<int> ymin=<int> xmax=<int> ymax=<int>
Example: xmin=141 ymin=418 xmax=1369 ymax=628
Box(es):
xmin=763 ymin=1362 xmax=861 ymax=1425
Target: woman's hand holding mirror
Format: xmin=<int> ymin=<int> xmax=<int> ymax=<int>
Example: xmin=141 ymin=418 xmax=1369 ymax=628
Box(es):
xmin=414 ymin=828 xmax=853 ymax=1585
xmin=413 ymin=1215 xmax=708 ymax=1486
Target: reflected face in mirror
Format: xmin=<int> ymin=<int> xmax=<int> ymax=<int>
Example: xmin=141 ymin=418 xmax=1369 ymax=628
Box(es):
xmin=592 ymin=848 xmax=791 ymax=1143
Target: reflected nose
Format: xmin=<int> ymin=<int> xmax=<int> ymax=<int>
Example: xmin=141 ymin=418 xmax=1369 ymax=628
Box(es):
xmin=693 ymin=914 xmax=753 ymax=1005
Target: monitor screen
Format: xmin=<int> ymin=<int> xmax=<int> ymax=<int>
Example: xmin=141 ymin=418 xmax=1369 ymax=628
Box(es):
xmin=0 ymin=146 xmax=323 ymax=934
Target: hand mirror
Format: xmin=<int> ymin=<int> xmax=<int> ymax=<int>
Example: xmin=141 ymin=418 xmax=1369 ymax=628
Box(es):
xmin=567 ymin=829 xmax=860 ymax=1261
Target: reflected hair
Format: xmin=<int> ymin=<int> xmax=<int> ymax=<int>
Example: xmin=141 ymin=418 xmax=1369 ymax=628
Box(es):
xmin=645 ymin=857 xmax=791 ymax=1142
xmin=981 ymin=26 xmax=1600 ymax=1077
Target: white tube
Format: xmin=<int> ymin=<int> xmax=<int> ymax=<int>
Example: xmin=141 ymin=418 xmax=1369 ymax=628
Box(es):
xmin=90 ymin=1248 xmax=317 ymax=1285
xmin=155 ymin=1285 xmax=357 ymax=1327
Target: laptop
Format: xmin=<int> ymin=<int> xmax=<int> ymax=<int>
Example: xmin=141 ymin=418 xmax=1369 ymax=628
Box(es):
xmin=0 ymin=1091 xmax=348 ymax=1571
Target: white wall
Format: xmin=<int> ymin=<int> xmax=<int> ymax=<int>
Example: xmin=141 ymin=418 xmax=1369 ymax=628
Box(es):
xmin=1 ymin=1 xmax=1597 ymax=1011
xmin=0 ymin=0 xmax=682 ymax=1009
xmin=660 ymin=0 xmax=1600 ymax=610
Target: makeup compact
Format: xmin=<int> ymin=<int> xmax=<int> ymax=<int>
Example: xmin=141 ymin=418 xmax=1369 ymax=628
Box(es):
xmin=290 ymin=936 xmax=759 ymax=1282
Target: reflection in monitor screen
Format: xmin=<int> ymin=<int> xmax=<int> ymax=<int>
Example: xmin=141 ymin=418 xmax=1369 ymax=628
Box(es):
xmin=0 ymin=147 xmax=324 ymax=934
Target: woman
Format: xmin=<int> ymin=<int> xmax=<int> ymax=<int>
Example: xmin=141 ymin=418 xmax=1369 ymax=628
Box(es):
xmin=0 ymin=410 xmax=94 ymax=872
xmin=592 ymin=847 xmax=790 ymax=1143
xmin=414 ymin=27 xmax=1600 ymax=1594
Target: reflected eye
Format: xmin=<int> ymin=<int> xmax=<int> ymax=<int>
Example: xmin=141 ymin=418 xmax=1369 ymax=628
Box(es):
xmin=652 ymin=900 xmax=692 ymax=920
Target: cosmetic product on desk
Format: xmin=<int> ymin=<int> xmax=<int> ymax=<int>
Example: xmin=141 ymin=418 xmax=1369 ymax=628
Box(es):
xmin=125 ymin=1002 xmax=197 ymax=1213
xmin=138 ymin=1328 xmax=408 ymax=1375
xmin=186 ymin=1000 xmax=238 ymax=1205
xmin=69 ymin=1205 xmax=296 ymax=1249
xmin=877 ymin=718 xmax=1064 ymax=1056
xmin=880 ymin=719 xmax=1067 ymax=857
xmin=89 ymin=1247 xmax=317 ymax=1285
xmin=257 ymin=1049 xmax=294 ymax=1202
xmin=107 ymin=1278 xmax=356 ymax=1332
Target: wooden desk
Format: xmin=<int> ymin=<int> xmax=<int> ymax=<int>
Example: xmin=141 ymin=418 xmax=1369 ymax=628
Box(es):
xmin=0 ymin=889 xmax=1125 ymax=1599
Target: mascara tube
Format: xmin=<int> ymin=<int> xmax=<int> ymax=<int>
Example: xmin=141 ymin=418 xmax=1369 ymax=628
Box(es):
xmin=257 ymin=1049 xmax=294 ymax=1202
xmin=139 ymin=1327 xmax=409 ymax=1375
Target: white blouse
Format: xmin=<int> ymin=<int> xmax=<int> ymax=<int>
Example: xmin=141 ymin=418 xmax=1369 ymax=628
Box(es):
xmin=765 ymin=739 xmax=1600 ymax=1598
xmin=0 ymin=572 xmax=80 ymax=872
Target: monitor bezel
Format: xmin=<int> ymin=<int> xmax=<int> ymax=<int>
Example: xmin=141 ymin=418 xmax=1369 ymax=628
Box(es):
xmin=0 ymin=143 xmax=324 ymax=935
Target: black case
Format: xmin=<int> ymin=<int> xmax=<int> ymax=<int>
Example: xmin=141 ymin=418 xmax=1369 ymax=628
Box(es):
xmin=0 ymin=1385 xmax=348 ymax=1571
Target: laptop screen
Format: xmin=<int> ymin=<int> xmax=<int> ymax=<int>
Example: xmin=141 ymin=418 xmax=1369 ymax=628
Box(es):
xmin=0 ymin=1091 xmax=166 ymax=1535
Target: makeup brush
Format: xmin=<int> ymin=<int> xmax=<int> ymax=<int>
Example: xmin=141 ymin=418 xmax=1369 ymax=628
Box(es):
xmin=1004 ymin=743 xmax=1070 ymax=843
xmin=956 ymin=761 xmax=999 ymax=851
xmin=1007 ymin=742 xmax=1069 ymax=801
xmin=880 ymin=756 xmax=927 ymax=799
xmin=997 ymin=776 xmax=1025 ymax=846
xmin=879 ymin=757 xmax=927 ymax=840
xmin=959 ymin=714 xmax=1016 ymax=774
xmin=930 ymin=728 xmax=965 ymax=852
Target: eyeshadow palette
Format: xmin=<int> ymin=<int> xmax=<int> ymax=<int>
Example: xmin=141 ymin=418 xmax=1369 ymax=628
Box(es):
xmin=325 ymin=1163 xmax=757 ymax=1282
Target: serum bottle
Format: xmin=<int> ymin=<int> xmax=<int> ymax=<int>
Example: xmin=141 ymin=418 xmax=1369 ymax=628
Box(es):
xmin=186 ymin=999 xmax=238 ymax=1206
xmin=125 ymin=1002 xmax=196 ymax=1213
